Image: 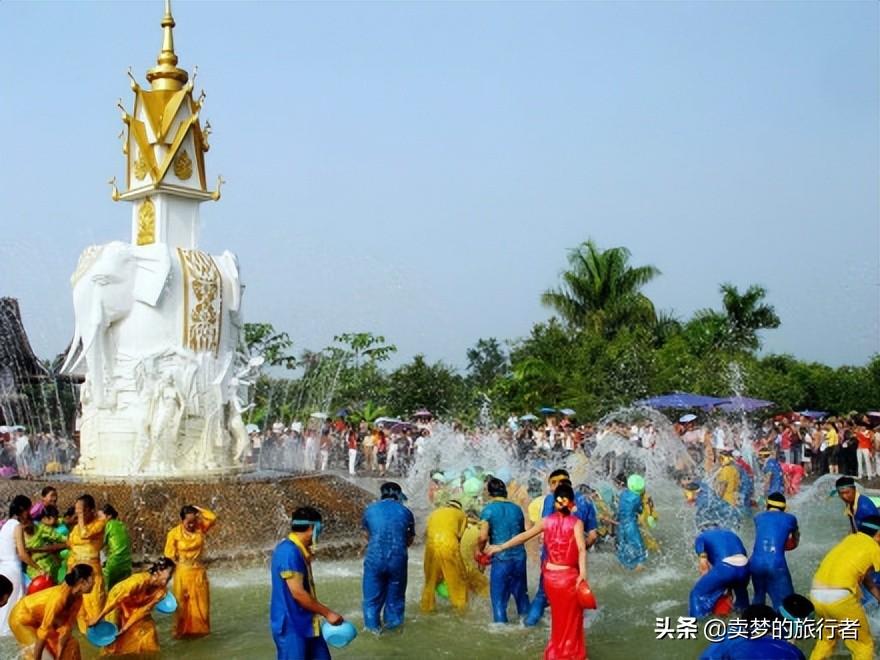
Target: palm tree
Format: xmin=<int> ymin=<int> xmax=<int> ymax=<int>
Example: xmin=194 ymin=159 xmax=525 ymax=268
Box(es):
xmin=691 ymin=283 xmax=780 ymax=352
xmin=540 ymin=240 xmax=661 ymax=336
xmin=718 ymin=283 xmax=780 ymax=351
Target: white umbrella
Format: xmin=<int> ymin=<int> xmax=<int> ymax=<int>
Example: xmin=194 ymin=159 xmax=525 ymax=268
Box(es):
xmin=310 ymin=412 xmax=329 ymax=420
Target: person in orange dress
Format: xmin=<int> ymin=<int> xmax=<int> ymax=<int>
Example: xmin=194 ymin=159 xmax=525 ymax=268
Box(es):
xmin=90 ymin=557 xmax=175 ymax=656
xmin=66 ymin=494 xmax=106 ymax=633
xmin=164 ymin=504 xmax=217 ymax=638
xmin=9 ymin=563 xmax=95 ymax=660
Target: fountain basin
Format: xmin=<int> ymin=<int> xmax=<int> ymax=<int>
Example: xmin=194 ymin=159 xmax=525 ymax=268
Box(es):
xmin=0 ymin=472 xmax=372 ymax=561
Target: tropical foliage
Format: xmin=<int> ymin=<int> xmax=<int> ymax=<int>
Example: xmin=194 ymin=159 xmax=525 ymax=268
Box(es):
xmin=237 ymin=240 xmax=878 ymax=427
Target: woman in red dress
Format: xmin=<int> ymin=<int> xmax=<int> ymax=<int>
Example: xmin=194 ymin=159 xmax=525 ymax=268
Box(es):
xmin=487 ymin=482 xmax=588 ymax=659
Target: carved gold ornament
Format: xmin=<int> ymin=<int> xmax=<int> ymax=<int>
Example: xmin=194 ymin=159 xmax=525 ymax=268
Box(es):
xmin=137 ymin=197 xmax=156 ymax=245
xmin=178 ymin=248 xmax=223 ymax=354
xmin=133 ymin=154 xmax=148 ymax=180
xmin=174 ymin=149 xmax=193 ymax=180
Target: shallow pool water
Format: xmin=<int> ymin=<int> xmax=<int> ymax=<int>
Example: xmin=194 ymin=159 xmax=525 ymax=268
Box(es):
xmin=0 ymin=475 xmax=873 ymax=659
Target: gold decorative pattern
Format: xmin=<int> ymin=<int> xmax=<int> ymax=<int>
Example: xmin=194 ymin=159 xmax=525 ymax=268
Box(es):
xmin=178 ymin=248 xmax=223 ymax=354
xmin=71 ymin=245 xmax=102 ymax=286
xmin=118 ymin=1 xmax=211 ymax=195
xmin=133 ymin=154 xmax=148 ymax=180
xmin=137 ymin=197 xmax=156 ymax=245
xmin=174 ymin=149 xmax=192 ymax=180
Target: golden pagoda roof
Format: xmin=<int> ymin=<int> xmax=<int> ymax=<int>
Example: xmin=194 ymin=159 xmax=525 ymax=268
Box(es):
xmin=113 ymin=0 xmax=221 ymax=202
xmin=145 ymin=0 xmax=188 ymax=92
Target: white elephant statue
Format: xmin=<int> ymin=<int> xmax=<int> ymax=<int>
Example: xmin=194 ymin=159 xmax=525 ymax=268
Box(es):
xmin=60 ymin=241 xmax=171 ymax=407
xmin=60 ymin=239 xmax=248 ymax=476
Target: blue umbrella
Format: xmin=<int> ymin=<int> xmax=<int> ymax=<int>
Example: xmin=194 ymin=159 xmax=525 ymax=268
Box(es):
xmin=714 ymin=396 xmax=774 ymax=413
xmin=635 ymin=392 xmax=729 ymax=409
xmin=798 ymin=410 xmax=828 ymax=419
xmin=540 ymin=407 xmax=557 ymax=414
xmin=519 ymin=414 xmax=539 ymax=422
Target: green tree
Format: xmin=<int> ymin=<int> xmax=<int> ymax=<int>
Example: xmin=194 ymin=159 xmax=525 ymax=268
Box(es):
xmin=244 ymin=322 xmax=296 ymax=370
xmin=334 ymin=332 xmax=397 ymax=367
xmin=691 ymin=284 xmax=780 ymax=353
xmin=540 ymin=239 xmax=660 ymax=337
xmin=387 ymin=355 xmax=466 ymax=418
xmin=466 ymin=338 xmax=510 ymax=391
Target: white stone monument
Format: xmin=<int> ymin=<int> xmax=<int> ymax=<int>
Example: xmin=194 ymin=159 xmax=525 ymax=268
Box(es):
xmin=61 ymin=1 xmax=252 ymax=476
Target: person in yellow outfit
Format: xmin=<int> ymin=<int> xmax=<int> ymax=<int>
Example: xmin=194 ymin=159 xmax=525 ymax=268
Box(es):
xmin=809 ymin=515 xmax=880 ymax=660
xmin=164 ymin=504 xmax=216 ymax=638
xmin=459 ymin=510 xmax=489 ymax=598
xmin=9 ymin=563 xmax=95 ymax=660
xmin=420 ymin=499 xmax=468 ymax=612
xmin=90 ymin=557 xmax=175 ymax=656
xmin=638 ymin=489 xmax=660 ymax=553
xmin=715 ymin=451 xmax=741 ymax=507
xmin=67 ymin=494 xmax=106 ymax=634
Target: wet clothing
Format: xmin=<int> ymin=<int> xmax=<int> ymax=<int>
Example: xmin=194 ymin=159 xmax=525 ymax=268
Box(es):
xmin=749 ymin=510 xmax=798 ymax=608
xmin=9 ymin=582 xmax=82 ymax=659
xmin=0 ymin=518 xmax=24 ymax=635
xmin=700 ymin=636 xmax=805 ymax=659
xmin=460 ymin=520 xmax=489 ymax=597
xmin=716 ymin=464 xmax=741 ymax=506
xmin=270 ymin=533 xmax=330 ymax=660
xmin=616 ymin=489 xmax=647 ymax=570
xmin=695 ymin=482 xmax=742 ymax=531
xmin=845 ymin=492 xmax=879 ymax=535
xmin=420 ymin=505 xmax=468 ymax=612
xmin=690 ymin=529 xmax=750 ymax=617
xmin=780 ymin=462 xmax=804 ymax=495
xmin=361 ymin=499 xmax=415 ymax=632
xmin=526 ymin=492 xmax=597 ymax=626
xmin=540 ymin=492 xmax=598 ymax=533
xmin=103 ymin=519 xmax=132 ymax=591
xmin=809 ymin=532 xmax=880 ymax=660
xmin=734 ymin=461 xmax=753 ymax=510
xmin=67 ymin=517 xmax=107 ymax=634
xmin=638 ymin=492 xmax=660 ymax=553
xmin=482 ymin=498 xmax=529 ymax=623
xmin=101 ymin=572 xmax=165 ymax=656
xmin=542 ymin=512 xmax=585 ymax=660
xmin=164 ymin=507 xmax=216 ymax=638
xmin=762 ymin=458 xmax=784 ymax=496
xmin=25 ymin=522 xmax=67 ymax=579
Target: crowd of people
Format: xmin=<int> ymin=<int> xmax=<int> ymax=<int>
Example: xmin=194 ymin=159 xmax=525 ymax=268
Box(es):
xmin=3 ymin=408 xmax=880 ymax=658
xmin=0 ymin=485 xmax=216 ymax=657
xmin=268 ymin=460 xmax=880 ymax=660
xmin=0 ymin=426 xmax=78 ymax=479
xmin=240 ymin=410 xmax=880 ymax=489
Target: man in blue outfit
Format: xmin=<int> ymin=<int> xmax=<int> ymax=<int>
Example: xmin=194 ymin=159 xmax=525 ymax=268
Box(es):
xmin=270 ymin=506 xmax=344 ymax=660
xmin=699 ymin=604 xmax=806 ymax=659
xmin=524 ymin=469 xmax=597 ymax=626
xmin=689 ymin=523 xmax=750 ymax=617
xmin=478 ymin=477 xmax=530 ymax=623
xmin=361 ymin=482 xmax=416 ymax=633
xmin=749 ymin=492 xmax=799 ymax=608
xmin=759 ymin=447 xmax=785 ymax=501
xmin=836 ymin=476 xmax=879 ymax=534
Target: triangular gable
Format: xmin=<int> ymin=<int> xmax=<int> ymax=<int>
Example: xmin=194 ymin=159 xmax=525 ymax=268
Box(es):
xmin=139 ymin=88 xmax=188 ymax=144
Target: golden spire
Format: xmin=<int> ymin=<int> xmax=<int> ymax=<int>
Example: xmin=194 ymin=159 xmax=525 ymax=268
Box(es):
xmin=145 ymin=0 xmax=188 ymax=91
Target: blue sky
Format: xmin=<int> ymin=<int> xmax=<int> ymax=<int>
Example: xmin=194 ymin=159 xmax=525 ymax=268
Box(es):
xmin=1 ymin=1 xmax=877 ymax=370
